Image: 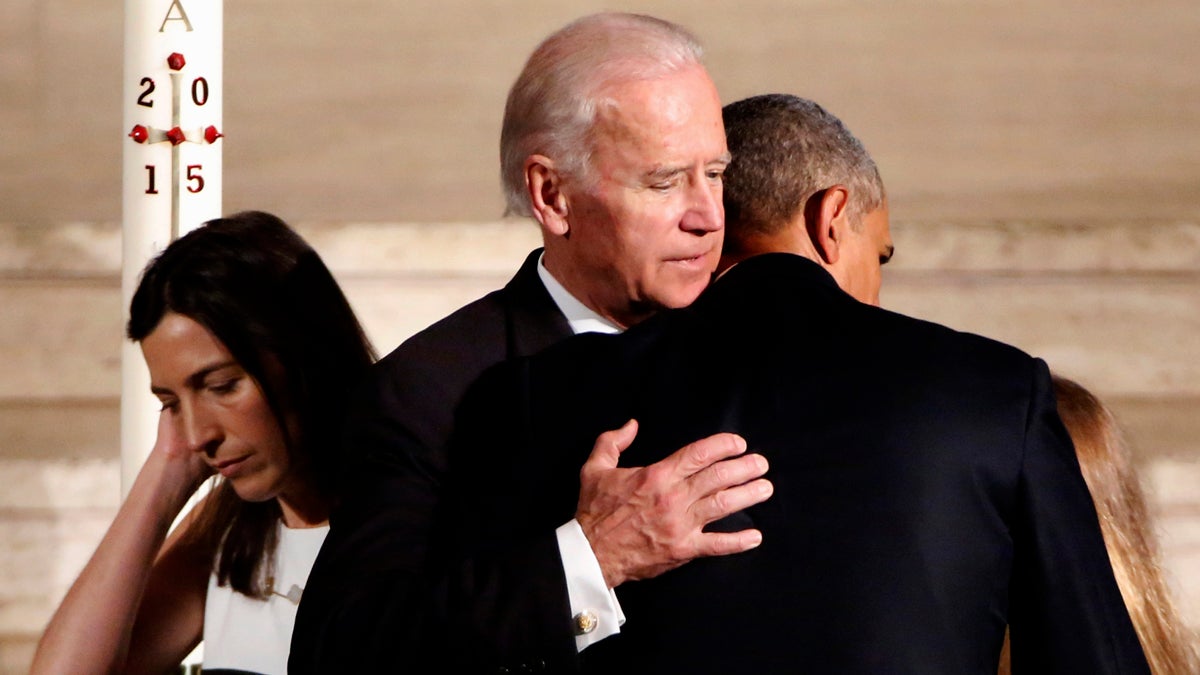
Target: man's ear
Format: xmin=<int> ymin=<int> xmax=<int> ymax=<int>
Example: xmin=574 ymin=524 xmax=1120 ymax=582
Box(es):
xmin=526 ymin=155 xmax=570 ymax=237
xmin=805 ymin=185 xmax=850 ymax=264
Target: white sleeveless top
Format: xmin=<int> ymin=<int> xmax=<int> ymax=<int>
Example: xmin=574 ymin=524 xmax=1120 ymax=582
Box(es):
xmin=202 ymin=523 xmax=329 ymax=674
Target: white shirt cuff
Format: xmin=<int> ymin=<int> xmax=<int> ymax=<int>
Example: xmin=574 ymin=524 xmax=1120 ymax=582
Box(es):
xmin=555 ymin=519 xmax=625 ymax=652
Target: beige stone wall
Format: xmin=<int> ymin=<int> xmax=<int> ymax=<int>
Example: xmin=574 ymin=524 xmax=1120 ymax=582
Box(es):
xmin=2 ymin=1 xmax=1199 ymax=671
xmin=3 ymin=2 xmax=1199 ymax=224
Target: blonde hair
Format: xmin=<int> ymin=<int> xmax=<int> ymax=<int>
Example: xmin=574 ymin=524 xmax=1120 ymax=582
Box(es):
xmin=1000 ymin=376 xmax=1198 ymax=674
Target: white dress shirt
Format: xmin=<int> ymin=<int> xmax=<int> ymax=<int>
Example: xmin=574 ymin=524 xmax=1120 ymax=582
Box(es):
xmin=537 ymin=255 xmax=627 ymax=651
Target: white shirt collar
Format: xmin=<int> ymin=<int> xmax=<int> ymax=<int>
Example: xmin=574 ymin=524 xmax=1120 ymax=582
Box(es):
xmin=537 ymin=253 xmax=622 ymax=335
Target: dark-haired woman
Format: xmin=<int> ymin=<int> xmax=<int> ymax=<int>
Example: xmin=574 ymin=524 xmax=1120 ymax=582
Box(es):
xmin=32 ymin=211 xmax=375 ymax=675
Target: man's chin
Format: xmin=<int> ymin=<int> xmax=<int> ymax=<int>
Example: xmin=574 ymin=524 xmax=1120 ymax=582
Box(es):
xmin=655 ymin=282 xmax=710 ymax=310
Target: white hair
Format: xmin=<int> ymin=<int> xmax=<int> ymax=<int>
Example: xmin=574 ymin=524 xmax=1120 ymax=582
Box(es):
xmin=499 ymin=12 xmax=705 ymax=216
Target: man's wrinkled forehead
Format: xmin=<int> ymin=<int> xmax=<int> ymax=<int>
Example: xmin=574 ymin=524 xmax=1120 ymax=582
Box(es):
xmin=587 ymin=65 xmax=723 ymax=142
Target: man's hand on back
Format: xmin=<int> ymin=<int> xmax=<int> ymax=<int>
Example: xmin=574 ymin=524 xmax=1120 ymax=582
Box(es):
xmin=575 ymin=419 xmax=772 ymax=589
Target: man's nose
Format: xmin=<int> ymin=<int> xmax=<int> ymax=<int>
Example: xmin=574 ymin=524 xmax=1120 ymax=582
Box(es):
xmin=680 ymin=175 xmax=723 ymax=234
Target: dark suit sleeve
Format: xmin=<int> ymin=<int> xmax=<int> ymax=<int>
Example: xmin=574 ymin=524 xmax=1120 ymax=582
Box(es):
xmin=289 ymin=356 xmax=578 ymax=674
xmin=1007 ymin=359 xmax=1149 ymax=674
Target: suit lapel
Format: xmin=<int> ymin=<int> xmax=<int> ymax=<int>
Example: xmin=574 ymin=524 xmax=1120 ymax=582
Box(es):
xmin=503 ymin=249 xmax=575 ymax=359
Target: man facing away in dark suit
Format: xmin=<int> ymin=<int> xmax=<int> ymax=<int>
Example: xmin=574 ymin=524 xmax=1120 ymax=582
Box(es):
xmin=291 ymin=14 xmax=774 ymax=673
xmin=447 ymin=94 xmax=1150 ymax=673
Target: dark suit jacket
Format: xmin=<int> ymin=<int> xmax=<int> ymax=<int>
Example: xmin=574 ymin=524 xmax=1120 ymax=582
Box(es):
xmin=451 ymin=253 xmax=1149 ymax=674
xmin=290 ymin=249 xmax=579 ymax=673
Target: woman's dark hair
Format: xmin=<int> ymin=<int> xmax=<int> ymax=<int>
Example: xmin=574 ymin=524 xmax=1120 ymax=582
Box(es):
xmin=127 ymin=210 xmax=376 ymax=597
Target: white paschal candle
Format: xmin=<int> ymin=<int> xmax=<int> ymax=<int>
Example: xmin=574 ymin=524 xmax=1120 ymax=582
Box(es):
xmin=121 ymin=0 xmax=223 ymax=495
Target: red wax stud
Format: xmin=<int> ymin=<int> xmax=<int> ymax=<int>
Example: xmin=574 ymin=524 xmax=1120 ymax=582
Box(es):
xmin=167 ymin=52 xmax=186 ymax=71
xmin=204 ymin=125 xmax=223 ymax=144
xmin=128 ymin=125 xmax=149 ymax=143
xmin=166 ymin=127 xmax=186 ymax=145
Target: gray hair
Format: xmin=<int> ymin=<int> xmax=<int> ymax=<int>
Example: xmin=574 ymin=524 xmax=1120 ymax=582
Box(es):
xmin=500 ymin=12 xmax=705 ymax=217
xmin=722 ymin=94 xmax=885 ymax=245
